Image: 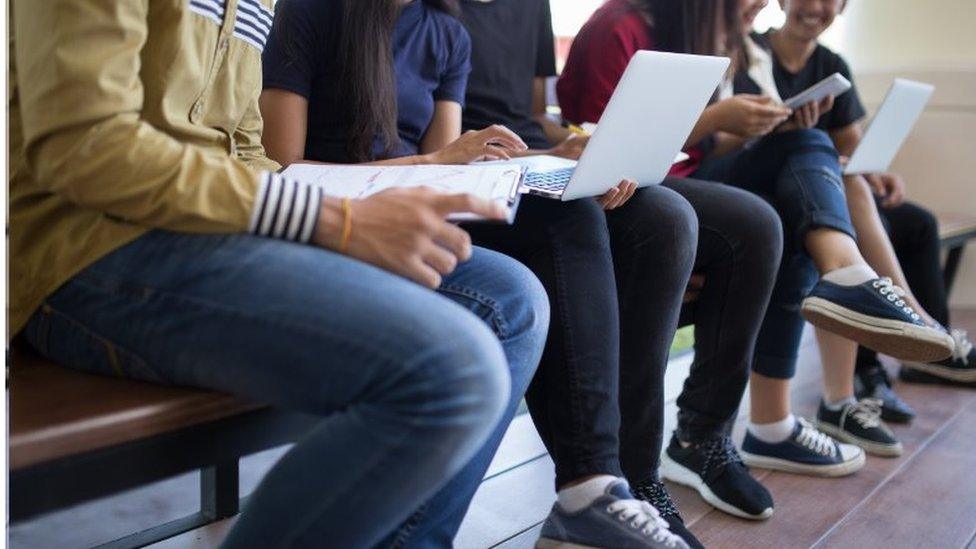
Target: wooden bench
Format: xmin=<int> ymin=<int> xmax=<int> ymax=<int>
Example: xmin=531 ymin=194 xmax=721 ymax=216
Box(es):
xmin=8 ymin=345 xmax=319 ymax=549
xmin=937 ymin=211 xmax=976 ymax=295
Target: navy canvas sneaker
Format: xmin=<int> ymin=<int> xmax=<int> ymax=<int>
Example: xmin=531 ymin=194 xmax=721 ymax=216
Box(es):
xmin=741 ymin=417 xmax=864 ymax=477
xmin=854 ymin=362 xmax=916 ymax=423
xmin=801 ymin=277 xmax=954 ymax=363
xmin=816 ymin=398 xmax=903 ymax=457
xmin=660 ymin=435 xmax=773 ymax=520
xmin=902 ymin=329 xmax=976 ymax=383
xmin=632 ymin=480 xmax=704 ymax=549
xmin=536 ymin=480 xmax=688 ymax=549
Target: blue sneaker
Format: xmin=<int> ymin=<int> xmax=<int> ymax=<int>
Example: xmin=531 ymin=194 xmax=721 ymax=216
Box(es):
xmin=740 ymin=418 xmax=864 ymax=477
xmin=802 ymin=277 xmax=954 ymax=363
xmin=536 ymin=480 xmax=688 ymax=549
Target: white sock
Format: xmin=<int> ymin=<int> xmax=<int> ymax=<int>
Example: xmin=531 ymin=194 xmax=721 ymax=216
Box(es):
xmin=825 ymin=396 xmax=857 ymax=411
xmin=822 ymin=264 xmax=877 ymax=286
xmin=748 ymin=414 xmax=796 ymax=444
xmin=557 ymin=475 xmax=620 ymax=513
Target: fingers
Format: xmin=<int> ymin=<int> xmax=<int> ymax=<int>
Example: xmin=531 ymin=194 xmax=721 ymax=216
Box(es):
xmin=433 ymin=222 xmax=473 ymax=262
xmin=404 ymin=257 xmax=444 ymax=289
xmin=432 ymin=192 xmax=507 ymax=220
xmin=597 ymin=186 xmax=619 ymax=209
xmin=477 ymin=125 xmax=528 ymax=153
xmin=866 ymin=174 xmax=887 ymax=196
xmin=819 ymin=94 xmax=835 ymax=113
xmin=420 ymin=240 xmax=459 ymax=276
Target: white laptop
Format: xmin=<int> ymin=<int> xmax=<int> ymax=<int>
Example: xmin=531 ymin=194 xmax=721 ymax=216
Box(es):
xmin=512 ymin=50 xmax=730 ymax=200
xmin=844 ymin=78 xmax=935 ymax=175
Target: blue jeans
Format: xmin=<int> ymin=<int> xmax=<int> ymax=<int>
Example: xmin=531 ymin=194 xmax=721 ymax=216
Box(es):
xmin=695 ymin=128 xmax=855 ymax=379
xmin=22 ymin=230 xmax=548 ymax=549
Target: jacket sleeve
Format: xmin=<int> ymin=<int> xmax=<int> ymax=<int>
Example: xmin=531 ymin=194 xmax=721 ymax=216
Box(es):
xmin=13 ymin=0 xmax=321 ymax=242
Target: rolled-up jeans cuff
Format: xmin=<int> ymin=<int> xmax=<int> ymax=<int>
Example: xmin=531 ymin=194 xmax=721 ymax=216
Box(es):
xmin=796 ymin=211 xmax=857 ymax=251
xmin=675 ymin=416 xmax=729 ymax=444
xmin=554 ymin=458 xmax=623 ymax=489
xmin=752 ymin=352 xmax=798 ymax=380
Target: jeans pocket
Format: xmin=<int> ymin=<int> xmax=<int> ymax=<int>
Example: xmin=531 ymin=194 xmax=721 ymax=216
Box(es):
xmin=25 ymin=303 xmax=170 ymax=385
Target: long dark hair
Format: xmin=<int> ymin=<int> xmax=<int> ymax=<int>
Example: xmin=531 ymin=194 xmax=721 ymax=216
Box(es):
xmin=273 ymin=0 xmax=460 ymax=162
xmin=632 ymin=0 xmax=745 ymax=70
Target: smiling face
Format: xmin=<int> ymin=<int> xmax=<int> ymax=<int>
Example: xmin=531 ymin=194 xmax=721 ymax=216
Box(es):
xmin=739 ymin=0 xmax=770 ymax=33
xmin=779 ymin=0 xmax=846 ymax=41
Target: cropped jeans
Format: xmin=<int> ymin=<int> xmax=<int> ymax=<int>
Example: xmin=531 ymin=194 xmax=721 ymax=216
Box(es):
xmin=695 ymin=128 xmax=856 ymax=380
xmin=22 ymin=230 xmax=549 ymax=549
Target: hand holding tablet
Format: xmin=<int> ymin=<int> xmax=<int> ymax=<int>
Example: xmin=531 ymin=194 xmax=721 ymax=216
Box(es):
xmin=782 ymin=72 xmax=852 ymax=110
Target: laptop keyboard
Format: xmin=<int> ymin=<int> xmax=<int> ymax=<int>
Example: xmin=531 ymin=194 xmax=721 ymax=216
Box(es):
xmin=524 ymin=167 xmax=575 ymax=192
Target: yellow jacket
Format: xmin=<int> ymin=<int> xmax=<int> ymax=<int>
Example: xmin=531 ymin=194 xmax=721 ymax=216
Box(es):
xmin=8 ymin=0 xmax=322 ymax=337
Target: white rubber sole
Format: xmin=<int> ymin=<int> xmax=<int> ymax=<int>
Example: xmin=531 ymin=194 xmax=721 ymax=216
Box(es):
xmin=801 ymin=297 xmax=954 ymax=363
xmin=659 ymin=454 xmax=773 ymax=520
xmin=536 ymin=539 xmax=598 ymax=549
xmin=740 ymin=447 xmax=865 ymax=477
xmin=901 ymin=360 xmax=976 ymax=383
xmin=815 ymin=420 xmax=904 ymax=458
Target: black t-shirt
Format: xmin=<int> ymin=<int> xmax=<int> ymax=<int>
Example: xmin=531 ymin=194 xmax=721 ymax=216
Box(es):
xmin=459 ymin=0 xmax=558 ymax=150
xmin=737 ymin=31 xmax=866 ymax=132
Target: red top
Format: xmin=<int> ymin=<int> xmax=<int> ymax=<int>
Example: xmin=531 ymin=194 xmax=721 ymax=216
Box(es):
xmin=557 ymin=0 xmax=702 ymax=177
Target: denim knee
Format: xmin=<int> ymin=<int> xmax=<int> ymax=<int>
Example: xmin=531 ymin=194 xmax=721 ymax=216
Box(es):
xmin=628 ymin=186 xmax=699 ymax=273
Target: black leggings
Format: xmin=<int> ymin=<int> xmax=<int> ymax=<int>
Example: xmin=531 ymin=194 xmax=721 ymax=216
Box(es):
xmin=467 ymin=177 xmax=782 ymax=487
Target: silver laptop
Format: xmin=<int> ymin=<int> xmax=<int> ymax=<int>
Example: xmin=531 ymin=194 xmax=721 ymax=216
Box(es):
xmin=516 ymin=50 xmax=729 ymax=200
xmin=844 ymin=78 xmax=934 ymax=175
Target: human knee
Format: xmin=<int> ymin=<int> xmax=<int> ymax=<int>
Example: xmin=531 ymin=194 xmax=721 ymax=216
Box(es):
xmin=638 ymin=186 xmax=699 ymax=266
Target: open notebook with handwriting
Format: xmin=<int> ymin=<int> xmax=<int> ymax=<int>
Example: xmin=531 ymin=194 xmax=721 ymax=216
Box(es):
xmin=281 ymin=163 xmax=526 ymax=224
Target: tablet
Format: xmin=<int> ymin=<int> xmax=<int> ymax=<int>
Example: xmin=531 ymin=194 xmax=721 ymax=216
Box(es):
xmin=783 ymin=72 xmax=852 ymax=110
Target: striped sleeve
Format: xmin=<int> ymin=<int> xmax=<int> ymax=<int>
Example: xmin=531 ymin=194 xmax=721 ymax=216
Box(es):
xmin=248 ymin=171 xmax=323 ymax=243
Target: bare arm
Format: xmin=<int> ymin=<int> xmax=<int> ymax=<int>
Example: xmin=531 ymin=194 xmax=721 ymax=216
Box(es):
xmin=420 ymin=100 xmax=463 ymax=155
xmin=531 ymin=77 xmax=573 ymax=147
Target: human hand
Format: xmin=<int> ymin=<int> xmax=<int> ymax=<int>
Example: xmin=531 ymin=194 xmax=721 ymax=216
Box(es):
xmin=710 ymin=95 xmax=792 ymax=138
xmin=778 ymin=95 xmax=834 ymax=131
xmin=597 ymin=179 xmax=638 ymax=210
xmin=549 ymin=134 xmax=590 ymax=160
xmin=312 ymin=187 xmax=506 ymax=288
xmin=865 ymin=172 xmax=906 ymax=208
xmin=426 ymin=125 xmax=527 ymax=164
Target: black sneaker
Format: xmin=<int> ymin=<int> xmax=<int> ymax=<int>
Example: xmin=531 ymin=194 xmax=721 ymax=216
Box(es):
xmin=854 ymin=362 xmax=916 ymax=423
xmin=801 ymin=277 xmax=954 ymax=363
xmin=659 ymin=434 xmax=773 ymax=520
xmin=902 ymin=329 xmax=976 ymax=383
xmin=633 ymin=480 xmax=704 ymax=549
xmin=816 ymin=398 xmax=903 ymax=457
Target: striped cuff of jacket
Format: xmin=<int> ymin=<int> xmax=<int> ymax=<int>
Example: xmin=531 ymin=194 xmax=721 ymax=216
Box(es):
xmin=248 ymin=171 xmax=323 ymax=243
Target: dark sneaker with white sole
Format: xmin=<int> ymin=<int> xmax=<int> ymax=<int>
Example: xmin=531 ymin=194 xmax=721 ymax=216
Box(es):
xmin=854 ymin=362 xmax=916 ymax=423
xmin=536 ymin=479 xmax=688 ymax=549
xmin=632 ymin=480 xmax=704 ymax=549
xmin=816 ymin=398 xmax=903 ymax=457
xmin=660 ymin=435 xmax=773 ymax=520
xmin=801 ymin=277 xmax=954 ymax=363
xmin=902 ymin=329 xmax=976 ymax=383
xmin=741 ymin=417 xmax=865 ymax=477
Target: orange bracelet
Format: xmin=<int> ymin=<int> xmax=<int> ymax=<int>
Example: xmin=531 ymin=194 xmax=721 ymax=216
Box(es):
xmin=339 ymin=197 xmax=353 ymax=253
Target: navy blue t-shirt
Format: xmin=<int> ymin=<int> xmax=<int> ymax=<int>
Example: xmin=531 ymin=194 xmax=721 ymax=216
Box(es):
xmin=262 ymin=0 xmax=472 ymax=162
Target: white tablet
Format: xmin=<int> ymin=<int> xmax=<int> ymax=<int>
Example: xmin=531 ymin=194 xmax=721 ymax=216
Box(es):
xmin=783 ymin=72 xmax=852 ymax=110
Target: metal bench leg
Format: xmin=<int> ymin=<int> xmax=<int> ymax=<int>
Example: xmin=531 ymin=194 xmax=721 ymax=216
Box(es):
xmin=944 ymin=245 xmax=964 ymax=297
xmin=201 ymin=460 xmax=240 ymax=520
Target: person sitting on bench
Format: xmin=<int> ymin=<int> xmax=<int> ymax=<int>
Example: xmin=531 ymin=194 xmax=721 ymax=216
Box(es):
xmin=755 ymin=0 xmax=975 ymax=423
xmin=7 ymin=0 xmax=549 ymax=547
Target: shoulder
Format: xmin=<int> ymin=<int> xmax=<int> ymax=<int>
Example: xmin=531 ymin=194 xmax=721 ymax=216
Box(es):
xmin=580 ymin=2 xmax=650 ymax=49
xmin=813 ymin=42 xmax=852 ymax=74
xmin=426 ymin=4 xmax=471 ymax=48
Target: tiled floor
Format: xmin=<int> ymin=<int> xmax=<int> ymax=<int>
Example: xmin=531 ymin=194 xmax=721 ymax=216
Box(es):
xmin=10 ymin=311 xmax=976 ymax=549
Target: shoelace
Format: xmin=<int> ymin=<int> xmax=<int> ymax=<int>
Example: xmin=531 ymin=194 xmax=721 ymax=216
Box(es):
xmin=872 ymin=277 xmax=921 ymax=322
xmin=605 ymin=498 xmax=683 ymax=547
xmin=848 ymin=398 xmax=883 ymax=429
xmin=633 ymin=480 xmax=680 ymax=518
xmin=950 ymin=329 xmax=973 ymax=365
xmin=795 ymin=418 xmax=837 ymax=457
xmin=700 ymin=436 xmax=746 ymax=480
